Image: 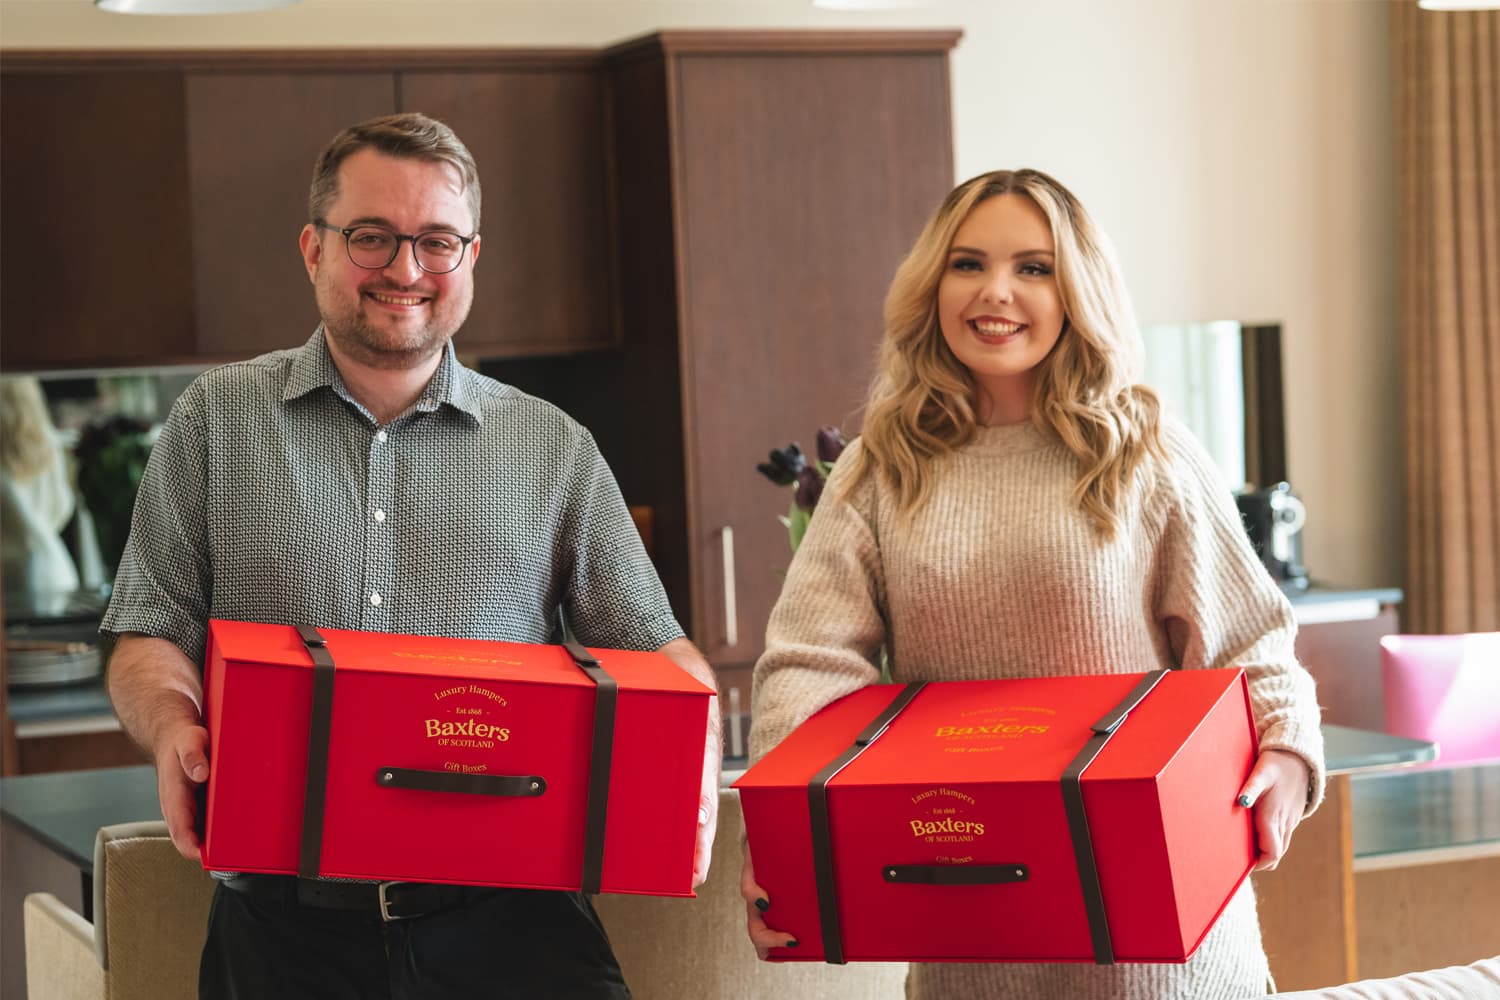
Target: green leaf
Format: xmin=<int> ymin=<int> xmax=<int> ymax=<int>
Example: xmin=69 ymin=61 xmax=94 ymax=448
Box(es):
xmin=786 ymin=503 xmax=812 ymax=552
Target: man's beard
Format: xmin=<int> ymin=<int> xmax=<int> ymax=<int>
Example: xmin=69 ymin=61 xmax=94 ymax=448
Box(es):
xmin=316 ymin=277 xmax=472 ymax=371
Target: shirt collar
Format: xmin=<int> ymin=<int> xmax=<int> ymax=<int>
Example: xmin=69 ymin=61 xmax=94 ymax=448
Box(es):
xmin=282 ymin=326 xmax=484 ymax=426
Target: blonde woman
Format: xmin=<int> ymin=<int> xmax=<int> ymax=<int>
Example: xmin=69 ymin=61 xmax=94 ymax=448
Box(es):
xmin=741 ymin=170 xmax=1323 ymax=999
xmin=1 ymin=377 xmax=80 ymax=608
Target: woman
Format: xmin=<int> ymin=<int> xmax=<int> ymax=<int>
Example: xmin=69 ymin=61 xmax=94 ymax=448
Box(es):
xmin=741 ymin=169 xmax=1323 ymax=999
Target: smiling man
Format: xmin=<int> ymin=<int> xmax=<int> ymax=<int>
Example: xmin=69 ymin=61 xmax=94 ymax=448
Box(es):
xmin=102 ymin=113 xmax=719 ymax=1000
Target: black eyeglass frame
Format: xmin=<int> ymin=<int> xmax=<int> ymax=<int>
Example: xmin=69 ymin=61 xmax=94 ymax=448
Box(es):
xmin=313 ymin=218 xmax=478 ymax=274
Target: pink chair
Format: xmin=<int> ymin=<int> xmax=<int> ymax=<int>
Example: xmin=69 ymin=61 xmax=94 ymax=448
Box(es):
xmin=1381 ymin=632 xmax=1500 ymax=766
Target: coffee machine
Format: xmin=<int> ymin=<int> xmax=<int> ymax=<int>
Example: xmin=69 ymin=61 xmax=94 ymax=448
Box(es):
xmin=1234 ymin=482 xmax=1309 ymax=591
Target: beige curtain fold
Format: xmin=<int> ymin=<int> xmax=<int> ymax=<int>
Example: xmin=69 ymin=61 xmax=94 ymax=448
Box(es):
xmin=1392 ymin=3 xmax=1500 ymax=633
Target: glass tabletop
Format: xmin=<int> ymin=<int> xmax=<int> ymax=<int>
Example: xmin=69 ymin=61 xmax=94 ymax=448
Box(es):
xmin=1350 ymin=761 xmax=1500 ymax=860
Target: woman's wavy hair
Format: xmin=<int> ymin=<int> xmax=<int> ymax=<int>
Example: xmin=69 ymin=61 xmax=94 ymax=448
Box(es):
xmin=840 ymin=169 xmax=1165 ymax=537
xmin=0 ymin=377 xmax=61 ymax=481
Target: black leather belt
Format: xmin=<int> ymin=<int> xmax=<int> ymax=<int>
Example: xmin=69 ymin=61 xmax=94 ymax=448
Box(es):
xmin=223 ymin=874 xmax=495 ymax=922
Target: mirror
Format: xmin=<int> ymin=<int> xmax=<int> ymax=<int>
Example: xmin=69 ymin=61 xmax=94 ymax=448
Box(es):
xmin=1 ymin=370 xmax=197 ymax=620
xmin=1140 ymin=321 xmax=1286 ymax=492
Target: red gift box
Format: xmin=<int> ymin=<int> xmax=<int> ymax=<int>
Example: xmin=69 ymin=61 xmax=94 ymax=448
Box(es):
xmin=201 ymin=619 xmax=713 ymax=896
xmin=734 ymin=669 xmax=1258 ymax=962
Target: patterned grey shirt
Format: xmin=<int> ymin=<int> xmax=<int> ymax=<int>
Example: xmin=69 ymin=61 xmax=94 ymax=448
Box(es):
xmin=102 ymin=328 xmax=682 ymax=661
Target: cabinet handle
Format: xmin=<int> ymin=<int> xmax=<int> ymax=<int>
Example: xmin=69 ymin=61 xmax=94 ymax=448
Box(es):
xmin=721 ymin=525 xmax=738 ymax=648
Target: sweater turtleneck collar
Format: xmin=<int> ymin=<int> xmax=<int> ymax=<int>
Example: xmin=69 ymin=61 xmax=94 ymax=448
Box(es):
xmin=962 ymin=419 xmax=1058 ymax=457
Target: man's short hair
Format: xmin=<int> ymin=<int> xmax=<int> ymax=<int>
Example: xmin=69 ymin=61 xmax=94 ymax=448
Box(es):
xmin=309 ymin=112 xmax=482 ymax=231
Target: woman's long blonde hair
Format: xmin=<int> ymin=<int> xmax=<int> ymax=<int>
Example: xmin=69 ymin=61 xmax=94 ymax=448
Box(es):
xmin=840 ymin=169 xmax=1165 ymax=537
xmin=0 ymin=377 xmax=62 ymax=481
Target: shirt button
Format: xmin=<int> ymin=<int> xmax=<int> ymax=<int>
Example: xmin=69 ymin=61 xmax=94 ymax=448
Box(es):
xmin=376 ymin=430 xmax=388 ymax=443
xmin=370 ymin=592 xmax=382 ymax=606
xmin=373 ymin=509 xmax=386 ymax=523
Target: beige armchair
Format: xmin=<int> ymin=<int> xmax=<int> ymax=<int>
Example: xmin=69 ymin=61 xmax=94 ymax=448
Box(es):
xmin=23 ymin=821 xmax=215 ymax=1000
xmin=595 ymin=789 xmax=907 ymax=999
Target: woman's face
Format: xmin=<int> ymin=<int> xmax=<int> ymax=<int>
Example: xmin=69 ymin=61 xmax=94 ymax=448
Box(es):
xmin=937 ymin=193 xmax=1065 ymax=425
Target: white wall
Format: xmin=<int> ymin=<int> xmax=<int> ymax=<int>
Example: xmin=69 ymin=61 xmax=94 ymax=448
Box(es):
xmin=0 ymin=0 xmax=1401 ymax=589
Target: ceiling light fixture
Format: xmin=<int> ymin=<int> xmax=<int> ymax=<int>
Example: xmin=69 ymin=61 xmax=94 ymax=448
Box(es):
xmin=95 ymin=0 xmax=299 ymax=13
xmin=812 ymin=0 xmax=930 ymax=8
xmin=1416 ymin=0 xmax=1500 ymax=9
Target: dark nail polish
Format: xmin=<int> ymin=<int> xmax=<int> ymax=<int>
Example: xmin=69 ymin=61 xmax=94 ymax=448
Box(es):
xmin=1238 ymin=794 xmax=1251 ymax=808
xmin=754 ymin=897 xmax=769 ymax=912
xmin=784 ymin=939 xmax=799 ymax=948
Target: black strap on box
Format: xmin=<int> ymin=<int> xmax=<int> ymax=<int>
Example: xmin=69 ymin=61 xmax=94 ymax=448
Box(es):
xmin=1059 ymin=669 xmax=1168 ymax=966
xmin=881 ymin=863 xmax=1029 ymax=885
xmin=808 ymin=681 xmax=927 ymax=965
xmin=375 ymin=768 xmax=547 ymax=797
xmin=295 ymin=624 xmax=337 ymax=881
xmin=557 ymin=608 xmax=619 ymax=897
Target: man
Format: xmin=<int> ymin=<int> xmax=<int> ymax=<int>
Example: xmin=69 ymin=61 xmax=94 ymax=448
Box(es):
xmin=103 ymin=112 xmax=720 ymax=999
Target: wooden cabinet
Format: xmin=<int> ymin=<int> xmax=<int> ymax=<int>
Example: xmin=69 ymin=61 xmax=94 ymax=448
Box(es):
xmin=399 ymin=64 xmax=618 ymax=358
xmin=1295 ymin=602 xmax=1402 ymax=730
xmin=0 ymin=51 xmax=619 ymax=371
xmin=1 ymin=69 xmax=197 ymax=369
xmin=493 ymin=32 xmax=960 ymax=668
xmin=184 ymin=71 xmax=397 ymax=359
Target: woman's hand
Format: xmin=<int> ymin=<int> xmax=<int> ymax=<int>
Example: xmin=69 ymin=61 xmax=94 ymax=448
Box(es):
xmin=741 ymin=851 xmax=799 ymax=958
xmin=1238 ymin=747 xmax=1311 ymax=871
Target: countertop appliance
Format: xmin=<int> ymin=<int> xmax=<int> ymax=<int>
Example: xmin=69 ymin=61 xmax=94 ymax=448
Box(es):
xmin=1236 ymin=482 xmax=1309 ymax=590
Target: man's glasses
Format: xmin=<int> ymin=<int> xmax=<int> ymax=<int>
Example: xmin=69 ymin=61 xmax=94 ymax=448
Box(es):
xmin=314 ymin=219 xmax=476 ymax=275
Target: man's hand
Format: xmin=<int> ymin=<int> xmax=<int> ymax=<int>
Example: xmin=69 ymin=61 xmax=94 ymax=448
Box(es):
xmin=693 ymin=720 xmax=719 ymax=886
xmin=1238 ymin=747 xmax=1312 ymax=871
xmin=107 ymin=634 xmax=209 ymax=863
xmin=155 ymin=722 xmax=211 ymax=861
xmin=741 ymin=851 xmax=799 ymax=958
xmin=657 ymin=637 xmax=722 ymax=887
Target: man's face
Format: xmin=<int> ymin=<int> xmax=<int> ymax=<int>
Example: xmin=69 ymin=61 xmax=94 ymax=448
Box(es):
xmin=299 ymin=148 xmax=481 ymax=370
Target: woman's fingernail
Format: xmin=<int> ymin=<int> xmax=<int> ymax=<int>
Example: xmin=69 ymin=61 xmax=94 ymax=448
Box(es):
xmin=1238 ymin=794 xmax=1251 ymax=808
xmin=784 ymin=939 xmax=800 ymax=948
xmin=754 ymin=897 xmax=769 ymax=912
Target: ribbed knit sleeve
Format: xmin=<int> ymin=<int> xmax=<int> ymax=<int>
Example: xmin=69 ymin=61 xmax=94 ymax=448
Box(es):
xmin=1149 ymin=421 xmax=1326 ymax=814
xmin=749 ymin=441 xmax=885 ymax=763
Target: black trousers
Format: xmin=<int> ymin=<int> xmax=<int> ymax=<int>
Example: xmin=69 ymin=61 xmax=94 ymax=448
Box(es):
xmin=199 ymin=881 xmax=632 ymax=1000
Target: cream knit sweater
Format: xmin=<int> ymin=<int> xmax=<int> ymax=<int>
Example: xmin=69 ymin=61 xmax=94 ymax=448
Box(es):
xmin=749 ymin=417 xmax=1325 ymax=1000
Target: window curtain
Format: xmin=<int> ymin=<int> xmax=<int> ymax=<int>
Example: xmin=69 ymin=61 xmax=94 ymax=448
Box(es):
xmin=1392 ymin=3 xmax=1500 ymax=633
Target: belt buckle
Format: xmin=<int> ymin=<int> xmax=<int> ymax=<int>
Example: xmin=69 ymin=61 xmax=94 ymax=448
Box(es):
xmin=378 ymin=881 xmax=413 ymax=922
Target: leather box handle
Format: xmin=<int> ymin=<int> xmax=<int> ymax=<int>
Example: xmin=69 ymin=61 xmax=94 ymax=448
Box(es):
xmin=376 ymin=767 xmax=546 ymax=797
xmin=881 ymin=863 xmax=1029 ymax=885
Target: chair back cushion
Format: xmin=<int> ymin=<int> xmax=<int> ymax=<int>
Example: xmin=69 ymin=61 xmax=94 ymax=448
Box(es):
xmin=1381 ymin=633 xmax=1500 ymax=765
xmin=94 ymin=821 xmax=216 ymax=1000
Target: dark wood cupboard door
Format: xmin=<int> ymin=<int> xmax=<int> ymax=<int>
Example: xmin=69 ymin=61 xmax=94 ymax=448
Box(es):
xmin=185 ymin=72 xmax=396 ymax=360
xmin=672 ymin=51 xmax=955 ymax=666
xmin=399 ymin=70 xmax=618 ymax=359
xmin=0 ymin=71 xmax=196 ymax=370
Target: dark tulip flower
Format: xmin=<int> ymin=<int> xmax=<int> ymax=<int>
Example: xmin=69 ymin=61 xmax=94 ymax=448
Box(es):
xmin=815 ymin=426 xmax=847 ymax=464
xmin=756 ymin=442 xmax=806 ymax=486
xmin=794 ymin=464 xmax=825 ymax=512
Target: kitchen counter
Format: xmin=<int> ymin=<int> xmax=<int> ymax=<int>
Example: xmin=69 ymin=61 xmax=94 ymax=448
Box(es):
xmin=1285 ymin=584 xmax=1402 ymax=625
xmin=6 ymin=679 xmax=117 ymax=739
